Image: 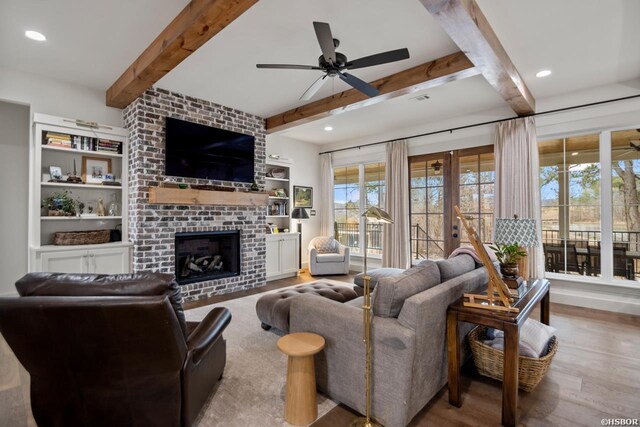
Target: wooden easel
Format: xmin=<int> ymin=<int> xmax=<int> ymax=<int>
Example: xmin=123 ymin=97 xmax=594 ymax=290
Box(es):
xmin=454 ymin=206 xmax=519 ymax=313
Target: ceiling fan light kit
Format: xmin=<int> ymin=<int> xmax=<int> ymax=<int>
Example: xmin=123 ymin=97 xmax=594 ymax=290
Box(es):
xmin=257 ymin=21 xmax=410 ymax=101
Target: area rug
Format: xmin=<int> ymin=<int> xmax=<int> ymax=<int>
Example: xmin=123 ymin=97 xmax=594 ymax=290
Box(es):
xmin=187 ymin=279 xmax=351 ymax=426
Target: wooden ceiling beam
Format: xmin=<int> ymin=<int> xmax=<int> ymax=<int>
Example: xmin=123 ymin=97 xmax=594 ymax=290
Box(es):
xmin=106 ymin=0 xmax=258 ymax=109
xmin=266 ymin=51 xmax=479 ymax=133
xmin=419 ymin=0 xmax=535 ymax=115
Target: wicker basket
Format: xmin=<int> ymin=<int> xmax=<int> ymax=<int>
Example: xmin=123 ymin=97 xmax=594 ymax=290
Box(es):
xmin=469 ymin=326 xmax=558 ymax=392
xmin=54 ymin=229 xmax=110 ymax=246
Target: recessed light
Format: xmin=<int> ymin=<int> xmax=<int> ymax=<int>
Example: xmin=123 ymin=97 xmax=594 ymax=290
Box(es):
xmin=571 ymin=152 xmax=579 ymax=156
xmin=324 ymin=126 xmax=333 ymax=132
xmin=536 ymin=69 xmax=552 ymax=78
xmin=25 ymin=30 xmax=46 ymax=41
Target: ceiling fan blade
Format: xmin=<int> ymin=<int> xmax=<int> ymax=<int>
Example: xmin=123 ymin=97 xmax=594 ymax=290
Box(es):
xmin=256 ymin=64 xmax=323 ymax=70
xmin=338 ymin=72 xmax=379 ymax=97
xmin=300 ymin=75 xmax=328 ymax=101
xmin=346 ymin=48 xmax=410 ymax=70
xmin=313 ymin=21 xmax=336 ymax=64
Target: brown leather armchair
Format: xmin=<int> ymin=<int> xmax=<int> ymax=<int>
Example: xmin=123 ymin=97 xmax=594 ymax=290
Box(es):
xmin=0 ymin=272 xmax=231 ymax=427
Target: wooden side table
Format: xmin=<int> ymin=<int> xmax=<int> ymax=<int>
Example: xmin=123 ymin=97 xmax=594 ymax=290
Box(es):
xmin=277 ymin=332 xmax=325 ymax=426
xmin=447 ymin=278 xmax=550 ymax=427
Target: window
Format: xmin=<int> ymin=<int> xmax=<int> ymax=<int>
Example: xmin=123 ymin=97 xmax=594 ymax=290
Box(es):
xmin=334 ymin=162 xmax=385 ymax=256
xmin=539 ymin=134 xmax=601 ymax=276
xmin=409 ymin=146 xmax=495 ymax=261
xmin=540 ymin=128 xmax=640 ymax=283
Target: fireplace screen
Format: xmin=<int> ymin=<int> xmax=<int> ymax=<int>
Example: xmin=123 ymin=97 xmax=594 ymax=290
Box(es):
xmin=174 ymin=230 xmax=241 ymax=285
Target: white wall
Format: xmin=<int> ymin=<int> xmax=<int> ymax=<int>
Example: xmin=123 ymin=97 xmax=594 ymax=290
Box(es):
xmin=0 ymin=101 xmax=30 ymax=295
xmin=0 ymin=66 xmax=122 ymax=126
xmin=266 ymin=134 xmax=321 ymax=268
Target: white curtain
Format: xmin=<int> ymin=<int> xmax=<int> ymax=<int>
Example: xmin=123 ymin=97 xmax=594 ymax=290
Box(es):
xmin=319 ymin=153 xmax=334 ymax=236
xmin=494 ymin=117 xmax=544 ymax=278
xmin=383 ymin=140 xmax=411 ymax=269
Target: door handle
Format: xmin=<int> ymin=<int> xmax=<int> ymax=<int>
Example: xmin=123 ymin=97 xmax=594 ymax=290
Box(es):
xmin=452 ymin=233 xmax=459 ymax=238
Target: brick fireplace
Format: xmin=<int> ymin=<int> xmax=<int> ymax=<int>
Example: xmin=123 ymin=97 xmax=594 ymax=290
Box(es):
xmin=123 ymin=88 xmax=266 ymax=301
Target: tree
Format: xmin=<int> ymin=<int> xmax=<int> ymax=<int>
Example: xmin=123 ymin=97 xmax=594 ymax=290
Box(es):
xmin=612 ymin=160 xmax=640 ymax=250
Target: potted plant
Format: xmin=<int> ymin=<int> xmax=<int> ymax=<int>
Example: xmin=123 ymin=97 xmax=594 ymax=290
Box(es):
xmin=489 ymin=243 xmax=527 ymax=278
xmin=42 ymin=190 xmax=77 ymax=216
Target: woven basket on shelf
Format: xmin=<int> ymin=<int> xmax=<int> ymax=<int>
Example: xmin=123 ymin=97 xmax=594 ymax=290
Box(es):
xmin=53 ymin=230 xmax=110 ymax=246
xmin=468 ymin=326 xmax=558 ymax=392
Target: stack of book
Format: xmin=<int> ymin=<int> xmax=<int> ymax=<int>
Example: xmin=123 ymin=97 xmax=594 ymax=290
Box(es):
xmin=97 ymin=139 xmax=122 ymax=154
xmin=45 ymin=132 xmax=72 ymax=148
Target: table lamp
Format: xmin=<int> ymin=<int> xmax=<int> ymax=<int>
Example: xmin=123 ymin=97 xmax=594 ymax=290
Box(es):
xmin=494 ymin=215 xmax=539 ymax=288
xmin=351 ymin=206 xmax=393 ymax=427
xmin=291 ymin=207 xmax=309 ymax=270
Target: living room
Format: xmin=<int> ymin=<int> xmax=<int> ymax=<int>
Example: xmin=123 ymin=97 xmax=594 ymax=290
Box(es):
xmin=1 ymin=0 xmax=639 ymax=426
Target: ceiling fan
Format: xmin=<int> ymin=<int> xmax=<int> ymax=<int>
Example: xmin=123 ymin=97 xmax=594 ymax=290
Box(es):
xmin=256 ymin=22 xmax=410 ymax=101
xmin=614 ymin=129 xmax=640 ymax=159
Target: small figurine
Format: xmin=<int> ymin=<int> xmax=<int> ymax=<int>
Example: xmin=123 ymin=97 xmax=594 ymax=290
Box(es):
xmin=96 ymin=198 xmax=106 ymax=216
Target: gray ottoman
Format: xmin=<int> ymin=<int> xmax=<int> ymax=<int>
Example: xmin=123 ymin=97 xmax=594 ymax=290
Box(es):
xmin=256 ymin=282 xmax=358 ymax=332
xmin=353 ymin=268 xmax=404 ymax=296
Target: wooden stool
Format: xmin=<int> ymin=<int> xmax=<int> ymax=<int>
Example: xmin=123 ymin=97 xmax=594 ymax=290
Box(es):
xmin=277 ymin=332 xmax=325 ymax=426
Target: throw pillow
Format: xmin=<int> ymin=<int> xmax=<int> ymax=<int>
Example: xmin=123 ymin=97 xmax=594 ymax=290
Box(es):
xmin=372 ymin=260 xmax=440 ymax=318
xmin=315 ymin=237 xmax=337 ymax=253
xmin=436 ymin=255 xmax=476 ymax=282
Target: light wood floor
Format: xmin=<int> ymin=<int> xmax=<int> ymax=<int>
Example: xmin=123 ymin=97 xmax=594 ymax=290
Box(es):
xmin=2 ymin=272 xmax=639 ymax=427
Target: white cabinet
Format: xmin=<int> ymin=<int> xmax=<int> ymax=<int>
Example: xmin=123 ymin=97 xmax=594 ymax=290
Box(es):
xmin=265 ymin=233 xmax=299 ymax=280
xmin=36 ymin=245 xmax=131 ymax=274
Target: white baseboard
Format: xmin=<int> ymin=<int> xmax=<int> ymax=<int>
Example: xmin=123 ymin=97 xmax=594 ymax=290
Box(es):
xmin=550 ymin=284 xmax=640 ymax=316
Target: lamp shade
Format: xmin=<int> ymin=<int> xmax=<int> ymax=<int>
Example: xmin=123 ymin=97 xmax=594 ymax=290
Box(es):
xmin=291 ymin=207 xmax=309 ymax=220
xmin=362 ymin=206 xmax=393 ymax=224
xmin=494 ymin=217 xmax=538 ymax=247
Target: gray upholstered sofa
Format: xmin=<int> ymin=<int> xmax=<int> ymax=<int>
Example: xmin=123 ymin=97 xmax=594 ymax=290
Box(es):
xmin=290 ymin=255 xmax=487 ymax=427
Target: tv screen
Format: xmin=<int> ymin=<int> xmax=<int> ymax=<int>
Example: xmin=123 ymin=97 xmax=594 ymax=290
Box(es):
xmin=165 ymin=117 xmax=255 ymax=183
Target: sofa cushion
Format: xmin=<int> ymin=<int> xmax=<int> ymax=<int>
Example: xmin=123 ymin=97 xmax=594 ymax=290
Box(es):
xmin=316 ymin=253 xmax=344 ymax=263
xmin=16 ymin=272 xmax=188 ymax=338
xmin=372 ymin=260 xmax=440 ymax=318
xmin=314 ymin=237 xmax=338 ymax=253
xmin=435 ymin=254 xmax=476 ymax=282
xmin=353 ymin=268 xmax=405 ymax=289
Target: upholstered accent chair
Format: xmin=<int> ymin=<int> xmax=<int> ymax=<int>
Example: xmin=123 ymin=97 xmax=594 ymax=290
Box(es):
xmin=308 ymin=236 xmax=350 ymax=275
xmin=0 ymin=272 xmax=231 ymax=427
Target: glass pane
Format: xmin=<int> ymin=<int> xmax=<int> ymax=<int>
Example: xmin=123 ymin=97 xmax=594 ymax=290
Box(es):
xmin=411 ymin=214 xmax=427 ymax=233
xmin=411 ymin=238 xmax=427 ymax=260
xmin=540 ymin=165 xmax=560 ymax=207
xmin=366 ymin=185 xmax=381 ymax=208
xmin=541 ymin=206 xmax=560 ymax=243
xmin=427 ymin=214 xmax=445 ymax=241
xmin=410 ymin=161 xmax=427 ymax=188
xmin=459 ymin=214 xmax=479 ymax=244
xmin=479 ymin=152 xmax=495 ymax=183
xmin=480 ymin=184 xmax=494 ymax=213
xmin=611 ymin=129 xmax=640 ymax=281
xmin=479 ymin=213 xmax=493 ymax=242
xmin=427 ymin=240 xmax=445 ymax=260
xmin=333 ymin=187 xmax=347 ymax=206
xmin=427 ymin=187 xmax=443 ymax=213
xmin=364 ymin=162 xmax=385 ymax=185
xmin=411 ymin=188 xmax=427 ymax=213
xmin=346 ymin=184 xmax=360 ymax=205
xmin=459 ymin=155 xmax=478 ymax=185
xmin=366 ymin=223 xmax=383 ymax=256
xmin=459 ymin=185 xmax=477 ymax=213
xmin=427 ymin=159 xmax=445 ymax=187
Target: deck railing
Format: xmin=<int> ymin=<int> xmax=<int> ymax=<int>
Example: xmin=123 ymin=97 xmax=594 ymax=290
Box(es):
xmin=334 ymin=222 xmax=383 ymax=254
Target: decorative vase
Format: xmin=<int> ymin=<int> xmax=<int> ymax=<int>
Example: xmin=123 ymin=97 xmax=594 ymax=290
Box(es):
xmin=107 ymin=194 xmax=120 ymax=216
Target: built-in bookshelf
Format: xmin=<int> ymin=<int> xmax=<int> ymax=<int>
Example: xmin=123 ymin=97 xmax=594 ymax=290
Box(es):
xmin=29 ymin=113 xmax=131 ymax=274
xmin=265 ymin=157 xmax=292 ymax=232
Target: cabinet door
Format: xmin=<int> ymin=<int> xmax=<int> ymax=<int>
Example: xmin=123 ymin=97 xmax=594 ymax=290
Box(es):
xmin=265 ymin=238 xmax=280 ymax=278
xmin=89 ymin=247 xmax=130 ymax=274
xmin=40 ymin=250 xmax=88 ymax=273
xmin=279 ymin=237 xmax=299 ymax=274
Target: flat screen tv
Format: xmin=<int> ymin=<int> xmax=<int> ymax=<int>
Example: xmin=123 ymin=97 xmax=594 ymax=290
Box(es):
xmin=165 ymin=117 xmax=255 ymax=183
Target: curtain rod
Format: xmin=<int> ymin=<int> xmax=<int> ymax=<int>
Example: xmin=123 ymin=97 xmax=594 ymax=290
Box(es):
xmin=318 ymin=93 xmax=640 ymax=155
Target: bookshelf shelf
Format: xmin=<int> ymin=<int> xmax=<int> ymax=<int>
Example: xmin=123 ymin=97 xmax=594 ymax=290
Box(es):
xmin=42 ymin=145 xmax=123 ymax=158
xmin=41 ymin=216 xmax=123 ymax=221
xmin=41 ymin=182 xmax=123 ymax=190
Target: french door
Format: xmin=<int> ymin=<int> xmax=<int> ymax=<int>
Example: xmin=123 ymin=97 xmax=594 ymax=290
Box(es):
xmin=409 ymin=145 xmax=495 ymax=261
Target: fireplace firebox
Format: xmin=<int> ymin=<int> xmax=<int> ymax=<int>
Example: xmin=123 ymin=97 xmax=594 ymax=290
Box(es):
xmin=175 ymin=231 xmax=241 ymax=285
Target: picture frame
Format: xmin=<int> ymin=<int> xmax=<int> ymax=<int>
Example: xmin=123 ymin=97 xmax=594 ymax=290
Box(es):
xmin=293 ymin=185 xmax=313 ymax=208
xmin=49 ymin=166 xmax=63 ymax=181
xmin=82 ymin=156 xmax=112 ymax=184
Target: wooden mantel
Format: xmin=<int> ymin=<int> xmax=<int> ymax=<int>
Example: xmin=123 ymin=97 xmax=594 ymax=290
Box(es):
xmin=148 ymin=187 xmax=268 ymax=207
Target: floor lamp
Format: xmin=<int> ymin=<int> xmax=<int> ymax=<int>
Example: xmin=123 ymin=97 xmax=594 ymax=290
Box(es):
xmin=291 ymin=207 xmax=309 ymax=270
xmin=352 ymin=206 xmax=393 ymax=427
